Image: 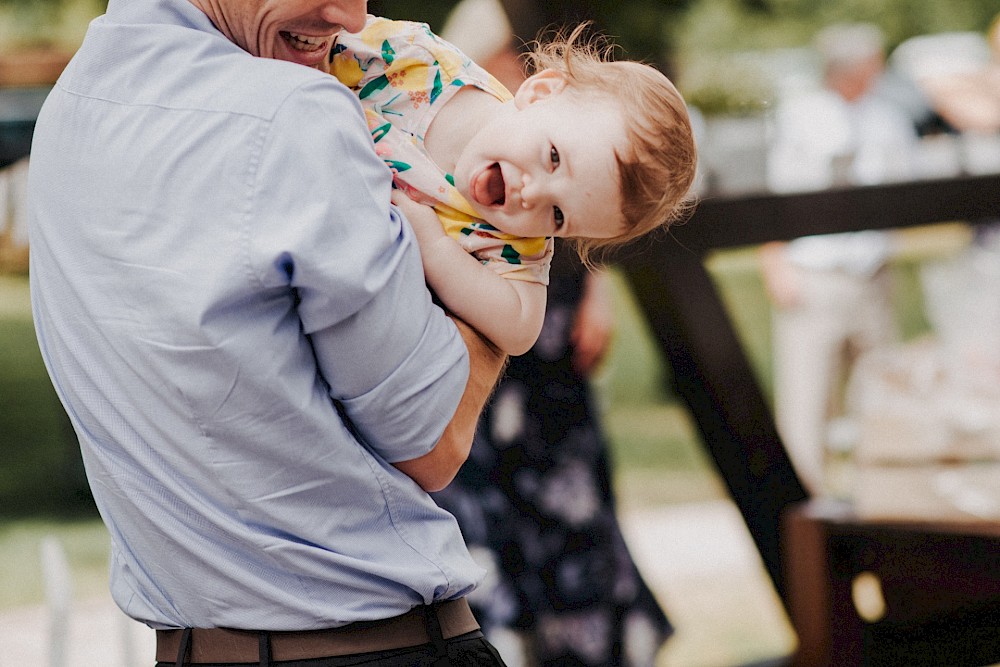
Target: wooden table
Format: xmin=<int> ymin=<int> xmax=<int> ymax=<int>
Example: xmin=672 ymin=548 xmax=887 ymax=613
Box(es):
xmin=783 ymin=499 xmax=1000 ymax=666
xmin=617 ymin=173 xmax=1000 ymax=665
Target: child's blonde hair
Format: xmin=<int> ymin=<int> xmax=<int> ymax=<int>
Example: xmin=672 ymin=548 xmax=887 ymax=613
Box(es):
xmin=522 ymin=24 xmax=698 ymax=263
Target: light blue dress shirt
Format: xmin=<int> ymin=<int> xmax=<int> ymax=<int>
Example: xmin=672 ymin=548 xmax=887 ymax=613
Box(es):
xmin=28 ymin=0 xmax=481 ymax=631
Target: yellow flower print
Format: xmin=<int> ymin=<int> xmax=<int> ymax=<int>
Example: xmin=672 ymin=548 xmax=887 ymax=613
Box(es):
xmin=385 ymin=59 xmax=434 ymax=93
xmin=409 ymin=90 xmax=429 ymax=108
xmin=432 ymin=48 xmax=465 ymax=82
xmin=358 ymin=17 xmax=403 ymax=49
xmin=330 ymin=55 xmax=363 ymax=89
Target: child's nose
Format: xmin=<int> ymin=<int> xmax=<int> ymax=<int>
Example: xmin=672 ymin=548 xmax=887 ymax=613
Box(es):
xmin=520 ymin=175 xmax=541 ymax=209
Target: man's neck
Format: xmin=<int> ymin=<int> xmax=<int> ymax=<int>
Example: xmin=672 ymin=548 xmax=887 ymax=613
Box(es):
xmin=186 ymin=0 xmax=232 ymax=44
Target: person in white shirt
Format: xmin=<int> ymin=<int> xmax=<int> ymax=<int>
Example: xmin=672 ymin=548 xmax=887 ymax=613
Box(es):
xmin=761 ymin=23 xmax=918 ymax=494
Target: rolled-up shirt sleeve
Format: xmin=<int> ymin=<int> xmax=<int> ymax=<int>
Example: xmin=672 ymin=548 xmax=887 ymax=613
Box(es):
xmin=250 ymin=76 xmax=469 ymax=462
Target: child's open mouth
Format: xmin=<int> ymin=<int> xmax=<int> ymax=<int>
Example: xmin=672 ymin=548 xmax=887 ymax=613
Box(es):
xmin=471 ymin=163 xmax=506 ymax=207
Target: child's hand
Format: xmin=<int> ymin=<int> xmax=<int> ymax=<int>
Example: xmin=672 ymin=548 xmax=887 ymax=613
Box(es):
xmin=391 ymin=190 xmax=451 ymax=264
xmin=391 ymin=190 xmax=446 ymax=244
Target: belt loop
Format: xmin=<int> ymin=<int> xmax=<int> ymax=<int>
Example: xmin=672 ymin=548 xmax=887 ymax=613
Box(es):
xmin=258 ymin=631 xmax=272 ymax=667
xmin=423 ymin=602 xmax=452 ymax=667
xmin=175 ymin=628 xmax=192 ymax=667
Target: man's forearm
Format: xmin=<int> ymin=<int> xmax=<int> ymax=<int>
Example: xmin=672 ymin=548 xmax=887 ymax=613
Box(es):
xmin=393 ymin=318 xmax=507 ymax=491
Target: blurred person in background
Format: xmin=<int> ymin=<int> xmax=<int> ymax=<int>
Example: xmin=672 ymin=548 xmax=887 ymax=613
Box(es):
xmin=902 ymin=13 xmax=1000 ymax=136
xmin=761 ymin=22 xmax=919 ymax=494
xmin=892 ymin=12 xmax=1000 ymax=253
xmin=0 ymin=158 xmax=29 ymax=273
xmin=429 ymin=1 xmax=676 ymax=665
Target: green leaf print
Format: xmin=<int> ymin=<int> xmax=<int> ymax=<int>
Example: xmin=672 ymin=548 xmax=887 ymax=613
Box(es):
xmin=500 ymin=244 xmax=522 ymax=264
xmin=359 ymin=75 xmax=390 ymax=100
xmin=381 ymin=40 xmax=396 ymax=65
xmin=430 ymin=69 xmax=443 ymax=104
xmin=385 ymin=159 xmax=412 ymax=173
xmin=371 ymin=122 xmax=392 ymax=143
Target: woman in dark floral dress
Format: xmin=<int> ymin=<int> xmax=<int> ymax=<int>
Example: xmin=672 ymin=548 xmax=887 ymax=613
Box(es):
xmin=433 ymin=242 xmax=673 ymax=667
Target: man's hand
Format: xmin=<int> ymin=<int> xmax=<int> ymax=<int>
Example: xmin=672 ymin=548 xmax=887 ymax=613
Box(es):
xmin=759 ymin=241 xmax=802 ymax=310
xmin=571 ymin=269 xmax=615 ymax=377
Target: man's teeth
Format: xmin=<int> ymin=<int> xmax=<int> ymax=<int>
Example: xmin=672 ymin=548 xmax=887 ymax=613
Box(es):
xmin=285 ymin=33 xmax=327 ymax=52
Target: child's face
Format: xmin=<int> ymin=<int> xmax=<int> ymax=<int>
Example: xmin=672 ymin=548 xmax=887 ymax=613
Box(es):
xmin=453 ymin=71 xmax=628 ymax=240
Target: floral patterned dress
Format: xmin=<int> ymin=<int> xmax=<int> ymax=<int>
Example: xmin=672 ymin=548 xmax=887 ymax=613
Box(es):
xmin=433 ymin=243 xmax=673 ymax=666
xmin=331 ymin=15 xmax=552 ymax=285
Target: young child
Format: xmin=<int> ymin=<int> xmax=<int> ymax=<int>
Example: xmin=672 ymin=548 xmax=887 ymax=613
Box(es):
xmin=331 ymin=16 xmax=696 ymax=355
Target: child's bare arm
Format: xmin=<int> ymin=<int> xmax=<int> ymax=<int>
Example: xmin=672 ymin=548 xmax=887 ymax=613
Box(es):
xmin=393 ymin=191 xmax=545 ymax=356
xmin=418 ymin=236 xmax=546 ymax=356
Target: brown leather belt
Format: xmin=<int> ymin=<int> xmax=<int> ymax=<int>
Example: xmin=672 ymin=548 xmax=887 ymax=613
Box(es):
xmin=155 ymin=598 xmax=479 ymax=663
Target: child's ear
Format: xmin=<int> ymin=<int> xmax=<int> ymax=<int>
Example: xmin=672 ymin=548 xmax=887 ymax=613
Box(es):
xmin=513 ymin=69 xmax=568 ymax=109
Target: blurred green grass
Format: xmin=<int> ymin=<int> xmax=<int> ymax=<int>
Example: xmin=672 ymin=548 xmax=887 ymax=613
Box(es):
xmin=0 ymin=276 xmax=94 ymax=520
xmin=0 ymin=519 xmax=110 ymax=608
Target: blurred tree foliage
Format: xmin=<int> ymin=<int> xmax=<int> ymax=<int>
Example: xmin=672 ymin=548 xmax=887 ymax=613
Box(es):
xmin=670 ymin=0 xmax=997 ymax=110
xmin=371 ymin=0 xmax=997 ymax=110
xmin=671 ymin=0 xmax=999 ymax=56
xmin=371 ymin=0 xmax=692 ymax=71
xmin=0 ymin=0 xmax=104 ymax=50
xmin=372 ymin=0 xmax=997 ymax=56
xmin=3 ymin=0 xmax=997 ymax=59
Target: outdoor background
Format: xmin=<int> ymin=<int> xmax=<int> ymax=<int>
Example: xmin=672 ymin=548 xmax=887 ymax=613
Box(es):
xmin=1 ymin=0 xmax=997 ymax=665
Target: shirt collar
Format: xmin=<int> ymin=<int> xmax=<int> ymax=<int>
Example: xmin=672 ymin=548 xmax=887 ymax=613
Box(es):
xmin=105 ymin=0 xmax=220 ymax=36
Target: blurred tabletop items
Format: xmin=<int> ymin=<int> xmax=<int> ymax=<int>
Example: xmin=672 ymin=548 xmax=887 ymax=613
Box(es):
xmin=1 ymin=47 xmax=66 ymax=273
xmin=688 ymin=23 xmax=1000 ymax=197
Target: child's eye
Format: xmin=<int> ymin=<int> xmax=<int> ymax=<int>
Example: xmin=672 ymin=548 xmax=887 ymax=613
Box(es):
xmin=553 ymin=206 xmax=564 ymax=228
xmin=550 ymin=146 xmax=560 ymax=169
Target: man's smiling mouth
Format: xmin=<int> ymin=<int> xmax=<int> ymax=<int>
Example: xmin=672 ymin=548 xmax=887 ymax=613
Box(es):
xmin=281 ymin=32 xmax=329 ymax=52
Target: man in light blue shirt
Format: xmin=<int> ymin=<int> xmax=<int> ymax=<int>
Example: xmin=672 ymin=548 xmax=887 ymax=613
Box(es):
xmin=27 ymin=0 xmax=508 ymax=663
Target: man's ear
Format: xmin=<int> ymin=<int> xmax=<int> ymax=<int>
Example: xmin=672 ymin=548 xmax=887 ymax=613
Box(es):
xmin=513 ymin=69 xmax=568 ymax=109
